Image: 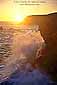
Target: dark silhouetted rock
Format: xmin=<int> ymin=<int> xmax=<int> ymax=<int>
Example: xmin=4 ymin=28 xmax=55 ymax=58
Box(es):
xmin=23 ymin=12 xmax=57 ymax=82
xmin=24 ymin=13 xmax=57 ymax=50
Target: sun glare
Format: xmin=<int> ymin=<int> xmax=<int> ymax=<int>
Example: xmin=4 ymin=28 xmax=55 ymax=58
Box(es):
xmin=15 ymin=15 xmax=25 ymax=22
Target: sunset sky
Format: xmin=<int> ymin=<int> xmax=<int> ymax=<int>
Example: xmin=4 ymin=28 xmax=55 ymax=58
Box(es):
xmin=0 ymin=0 xmax=57 ymax=21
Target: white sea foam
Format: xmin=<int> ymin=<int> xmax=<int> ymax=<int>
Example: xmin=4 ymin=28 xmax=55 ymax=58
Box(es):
xmin=0 ymin=28 xmax=44 ymax=82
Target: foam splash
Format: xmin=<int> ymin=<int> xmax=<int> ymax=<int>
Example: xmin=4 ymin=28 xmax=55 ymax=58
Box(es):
xmin=0 ymin=28 xmax=44 ymax=83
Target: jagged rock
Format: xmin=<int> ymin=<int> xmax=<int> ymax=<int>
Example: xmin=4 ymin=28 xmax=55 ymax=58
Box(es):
xmin=24 ymin=13 xmax=57 ymax=49
xmin=24 ymin=12 xmax=57 ymax=81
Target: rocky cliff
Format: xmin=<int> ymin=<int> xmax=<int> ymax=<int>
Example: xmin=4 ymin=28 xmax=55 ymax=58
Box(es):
xmin=23 ymin=12 xmax=57 ymax=81
xmin=24 ymin=13 xmax=57 ymax=49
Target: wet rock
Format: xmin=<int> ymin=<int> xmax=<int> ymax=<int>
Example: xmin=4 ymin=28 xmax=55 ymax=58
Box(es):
xmin=24 ymin=12 xmax=57 ymax=81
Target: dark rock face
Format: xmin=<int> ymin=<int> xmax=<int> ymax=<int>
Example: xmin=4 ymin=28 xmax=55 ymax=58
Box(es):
xmin=24 ymin=13 xmax=57 ymax=81
xmin=24 ymin=13 xmax=57 ymax=50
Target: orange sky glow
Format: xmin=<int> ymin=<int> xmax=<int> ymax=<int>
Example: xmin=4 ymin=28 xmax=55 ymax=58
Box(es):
xmin=0 ymin=0 xmax=57 ymax=21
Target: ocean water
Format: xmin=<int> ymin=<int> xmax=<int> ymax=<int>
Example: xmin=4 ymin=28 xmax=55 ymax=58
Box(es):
xmin=0 ymin=28 xmax=55 ymax=84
